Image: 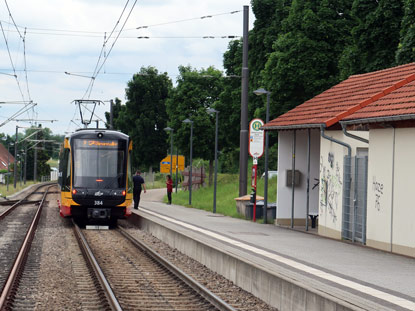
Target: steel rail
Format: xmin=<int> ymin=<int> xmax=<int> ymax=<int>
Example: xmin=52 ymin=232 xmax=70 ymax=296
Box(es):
xmin=72 ymin=221 xmax=122 ymax=311
xmin=0 ymin=182 xmax=56 ymax=220
xmin=0 ymin=185 xmax=52 ymax=310
xmin=117 ymin=226 xmax=237 ymax=311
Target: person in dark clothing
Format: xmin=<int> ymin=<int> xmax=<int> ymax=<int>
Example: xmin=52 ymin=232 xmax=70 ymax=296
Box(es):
xmin=133 ymin=170 xmax=146 ymax=209
xmin=166 ymin=175 xmax=173 ymax=204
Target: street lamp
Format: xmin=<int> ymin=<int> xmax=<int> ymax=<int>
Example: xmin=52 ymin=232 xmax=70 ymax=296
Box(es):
xmin=254 ymin=88 xmax=271 ymax=223
xmin=163 ymin=127 xmax=174 ymax=177
xmin=182 ymin=118 xmax=193 ymax=205
xmin=207 ymin=108 xmax=219 ymax=214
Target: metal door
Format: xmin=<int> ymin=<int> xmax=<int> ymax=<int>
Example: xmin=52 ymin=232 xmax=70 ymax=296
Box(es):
xmin=342 ymin=153 xmax=368 ymax=243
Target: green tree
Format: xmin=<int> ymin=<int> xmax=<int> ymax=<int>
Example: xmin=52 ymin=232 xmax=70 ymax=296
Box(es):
xmin=166 ymin=66 xmax=224 ymax=181
xmin=396 ymin=0 xmax=415 ymax=64
xmin=105 ymin=97 xmax=124 ymax=129
xmin=217 ymin=40 xmax=242 ymax=164
xmin=339 ymin=0 xmax=403 ymax=79
xmin=22 ymin=126 xmax=51 ymax=181
xmin=115 ymin=66 xmax=172 ymax=171
xmin=263 ymin=0 xmax=353 ymax=118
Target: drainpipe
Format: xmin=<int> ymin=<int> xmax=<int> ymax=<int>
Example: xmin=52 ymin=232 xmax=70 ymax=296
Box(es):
xmin=340 ymin=122 xmax=369 ymax=144
xmin=321 ymin=125 xmax=351 ymax=157
xmin=390 ymin=127 xmax=396 ymax=252
xmin=320 ymin=125 xmax=352 ymax=239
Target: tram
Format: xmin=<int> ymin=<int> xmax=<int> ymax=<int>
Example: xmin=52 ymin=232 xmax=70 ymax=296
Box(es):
xmin=58 ymin=129 xmax=132 ymax=225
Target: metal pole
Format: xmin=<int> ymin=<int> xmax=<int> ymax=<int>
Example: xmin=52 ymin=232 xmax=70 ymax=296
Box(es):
xmin=175 ymin=147 xmax=179 ymax=193
xmin=24 ymin=144 xmax=27 ymax=184
xmin=34 ymin=131 xmax=37 ymax=182
xmin=170 ymin=132 xmax=173 ymax=177
xmin=189 ymin=122 xmax=193 ymax=205
xmin=239 ymin=5 xmax=249 ymax=196
xmin=291 ymin=130 xmax=296 ymax=228
xmin=20 ymin=154 xmax=23 ymax=186
xmin=263 ymin=92 xmax=270 ymax=224
xmin=14 ymin=126 xmax=18 ymax=189
xmin=306 ymin=129 xmax=311 ymax=231
xmin=6 ymin=145 xmax=10 ymax=191
xmin=213 ymin=111 xmax=219 ymax=213
xmin=110 ymin=99 xmax=114 ymax=129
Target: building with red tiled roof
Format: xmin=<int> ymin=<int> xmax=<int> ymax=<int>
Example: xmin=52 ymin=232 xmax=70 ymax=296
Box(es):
xmin=0 ymin=143 xmax=15 ymax=171
xmin=263 ymin=62 xmax=415 ymax=130
xmin=263 ymin=63 xmax=415 ymax=257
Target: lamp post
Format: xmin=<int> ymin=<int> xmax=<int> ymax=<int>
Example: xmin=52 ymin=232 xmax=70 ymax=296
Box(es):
xmin=254 ymin=88 xmax=271 ymax=223
xmin=182 ymin=118 xmax=193 ymax=205
xmin=207 ymin=108 xmax=219 ymax=214
xmin=163 ymin=127 xmax=174 ymax=177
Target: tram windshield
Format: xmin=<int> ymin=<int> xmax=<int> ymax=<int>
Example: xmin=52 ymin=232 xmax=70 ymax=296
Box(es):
xmin=72 ymin=138 xmax=127 ymax=189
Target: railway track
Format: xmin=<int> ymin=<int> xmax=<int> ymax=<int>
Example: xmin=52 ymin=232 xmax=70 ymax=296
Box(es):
xmin=0 ymin=183 xmax=55 ymax=310
xmin=74 ymin=223 xmax=236 ymax=311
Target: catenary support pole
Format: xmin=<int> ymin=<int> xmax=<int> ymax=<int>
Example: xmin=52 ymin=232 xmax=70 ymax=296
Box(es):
xmin=291 ymin=130 xmax=296 ymax=228
xmin=306 ymin=129 xmax=311 ymax=231
xmin=239 ymin=5 xmax=249 ymax=196
xmin=14 ymin=126 xmax=18 ymax=189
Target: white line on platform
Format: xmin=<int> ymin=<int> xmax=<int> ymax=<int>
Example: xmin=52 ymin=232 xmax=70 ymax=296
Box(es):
xmin=143 ymin=209 xmax=415 ymax=310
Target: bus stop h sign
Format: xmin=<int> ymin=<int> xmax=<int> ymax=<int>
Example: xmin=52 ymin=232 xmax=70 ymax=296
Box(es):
xmin=249 ymin=118 xmax=264 ymax=159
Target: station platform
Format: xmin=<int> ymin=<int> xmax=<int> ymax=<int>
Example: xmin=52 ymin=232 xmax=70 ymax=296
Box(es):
xmin=131 ymin=189 xmax=415 ymax=311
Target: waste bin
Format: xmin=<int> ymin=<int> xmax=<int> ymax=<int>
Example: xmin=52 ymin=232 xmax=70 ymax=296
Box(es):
xmin=246 ymin=202 xmax=263 ymax=219
xmin=256 ymin=200 xmax=277 ymax=219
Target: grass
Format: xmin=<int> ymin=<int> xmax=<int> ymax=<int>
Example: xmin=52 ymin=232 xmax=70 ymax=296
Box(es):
xmin=0 ymin=180 xmax=37 ymax=197
xmin=47 ymin=158 xmax=59 ymax=169
xmin=168 ymin=173 xmax=277 ymax=223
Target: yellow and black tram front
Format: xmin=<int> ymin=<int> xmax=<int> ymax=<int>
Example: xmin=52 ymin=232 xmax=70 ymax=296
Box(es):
xmin=59 ymin=129 xmax=132 ymax=224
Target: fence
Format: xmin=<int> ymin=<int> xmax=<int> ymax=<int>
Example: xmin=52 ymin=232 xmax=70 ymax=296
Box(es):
xmin=182 ymin=166 xmax=206 ymax=191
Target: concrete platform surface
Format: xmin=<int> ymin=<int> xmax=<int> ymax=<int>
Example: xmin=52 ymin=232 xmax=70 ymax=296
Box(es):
xmin=134 ymin=189 xmax=415 ymax=311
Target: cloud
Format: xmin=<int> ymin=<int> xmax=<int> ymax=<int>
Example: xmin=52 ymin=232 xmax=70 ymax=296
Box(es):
xmin=0 ymin=0 xmax=253 ymax=136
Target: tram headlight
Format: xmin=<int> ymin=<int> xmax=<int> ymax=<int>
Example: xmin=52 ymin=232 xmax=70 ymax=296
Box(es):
xmin=97 ymin=132 xmax=104 ymax=138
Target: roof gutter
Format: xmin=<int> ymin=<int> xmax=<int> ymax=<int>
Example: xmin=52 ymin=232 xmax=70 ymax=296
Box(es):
xmin=340 ymin=122 xmax=369 ymax=144
xmin=320 ymin=124 xmax=351 ymax=157
xmin=341 ymin=114 xmax=415 ymax=125
xmin=261 ymin=123 xmax=321 ymax=131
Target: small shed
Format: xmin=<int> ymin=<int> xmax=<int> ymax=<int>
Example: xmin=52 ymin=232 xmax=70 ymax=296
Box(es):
xmin=263 ymin=62 xmax=415 ymax=257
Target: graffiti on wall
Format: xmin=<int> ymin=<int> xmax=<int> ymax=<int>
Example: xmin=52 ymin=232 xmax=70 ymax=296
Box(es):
xmin=320 ymin=155 xmax=342 ymax=223
xmin=372 ymin=176 xmax=384 ymax=211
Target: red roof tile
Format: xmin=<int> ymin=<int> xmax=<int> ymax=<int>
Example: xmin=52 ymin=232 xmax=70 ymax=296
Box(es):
xmin=263 ymin=63 xmax=415 ymax=129
xmin=344 ymin=79 xmax=415 ymax=121
xmin=0 ymin=144 xmax=15 ymax=170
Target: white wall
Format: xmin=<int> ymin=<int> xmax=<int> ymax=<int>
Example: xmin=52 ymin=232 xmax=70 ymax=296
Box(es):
xmin=277 ymin=129 xmax=320 ymax=221
xmin=367 ymin=128 xmax=415 ymax=256
xmin=318 ymin=130 xmax=369 ymax=237
xmin=393 ymin=128 xmax=415 ymax=255
xmin=366 ymin=129 xmax=394 ymax=250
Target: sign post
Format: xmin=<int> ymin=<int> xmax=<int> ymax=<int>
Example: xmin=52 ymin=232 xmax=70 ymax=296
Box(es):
xmin=249 ymin=119 xmax=264 ymax=222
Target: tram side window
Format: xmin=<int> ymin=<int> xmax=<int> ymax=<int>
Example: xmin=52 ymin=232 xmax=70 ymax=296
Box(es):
xmin=61 ymin=148 xmax=71 ymax=191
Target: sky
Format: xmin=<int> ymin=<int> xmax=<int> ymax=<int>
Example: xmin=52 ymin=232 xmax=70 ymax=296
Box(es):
xmin=0 ymin=0 xmax=253 ymax=137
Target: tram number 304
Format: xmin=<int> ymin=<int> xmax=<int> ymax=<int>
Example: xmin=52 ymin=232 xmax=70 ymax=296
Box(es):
xmin=94 ymin=200 xmax=104 ymax=206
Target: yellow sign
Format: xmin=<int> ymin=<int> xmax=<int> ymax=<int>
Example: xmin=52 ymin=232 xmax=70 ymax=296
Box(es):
xmin=160 ymin=155 xmax=185 ymax=173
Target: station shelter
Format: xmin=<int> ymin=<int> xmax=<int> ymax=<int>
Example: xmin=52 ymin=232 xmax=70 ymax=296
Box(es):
xmin=262 ymin=62 xmax=415 ymax=257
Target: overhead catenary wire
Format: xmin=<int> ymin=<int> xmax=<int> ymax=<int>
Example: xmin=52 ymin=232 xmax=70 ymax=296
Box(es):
xmin=83 ymin=0 xmax=138 ymax=99
xmin=0 ymin=10 xmax=242 ymax=38
xmin=0 ymin=20 xmax=26 ymax=102
xmin=3 ymin=0 xmax=23 ymax=40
